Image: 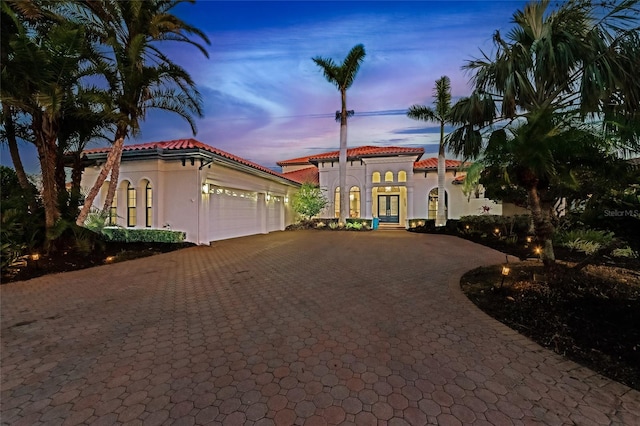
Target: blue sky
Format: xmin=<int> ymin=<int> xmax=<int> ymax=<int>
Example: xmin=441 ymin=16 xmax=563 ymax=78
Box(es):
xmin=2 ymin=0 xmax=528 ymax=173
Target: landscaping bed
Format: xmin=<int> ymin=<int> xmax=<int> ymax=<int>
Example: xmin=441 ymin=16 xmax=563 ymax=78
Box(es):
xmin=2 ymin=241 xmax=193 ymax=284
xmin=461 ymin=261 xmax=640 ymax=390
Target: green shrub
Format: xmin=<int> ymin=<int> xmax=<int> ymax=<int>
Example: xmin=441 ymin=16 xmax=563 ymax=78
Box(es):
xmin=554 ymin=229 xmax=615 ymax=246
xmin=292 ymin=183 xmax=328 ymax=221
xmin=346 ymin=218 xmax=372 ymax=227
xmin=346 ymin=221 xmax=363 ymax=230
xmin=612 ymin=246 xmax=639 ymax=258
xmin=564 ymin=238 xmax=602 ymax=255
xmin=102 ymin=227 xmax=186 ymax=243
xmin=459 ymin=214 xmax=531 ymax=236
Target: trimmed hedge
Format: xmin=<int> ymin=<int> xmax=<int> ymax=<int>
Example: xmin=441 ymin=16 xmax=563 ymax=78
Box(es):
xmin=102 ymin=227 xmax=186 ymax=243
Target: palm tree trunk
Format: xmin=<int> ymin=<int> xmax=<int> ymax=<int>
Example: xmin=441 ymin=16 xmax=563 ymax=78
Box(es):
xmin=33 ymin=114 xmax=61 ymax=238
xmin=69 ymin=153 xmax=83 ymax=215
xmin=102 ymin=148 xmax=122 ymax=213
xmin=76 ymin=127 xmax=126 ymax=226
xmin=528 ymin=185 xmax=556 ymax=270
xmin=339 ymin=89 xmax=348 ymax=223
xmin=2 ymin=103 xmax=32 ymax=194
xmin=436 ymin=121 xmax=447 ymax=227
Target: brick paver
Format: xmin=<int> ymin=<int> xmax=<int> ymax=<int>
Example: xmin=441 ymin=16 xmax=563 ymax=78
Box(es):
xmin=2 ymin=230 xmax=639 ymax=424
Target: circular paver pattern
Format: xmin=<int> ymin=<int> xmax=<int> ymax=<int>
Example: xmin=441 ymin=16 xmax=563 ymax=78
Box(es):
xmin=2 ymin=230 xmax=639 ymax=424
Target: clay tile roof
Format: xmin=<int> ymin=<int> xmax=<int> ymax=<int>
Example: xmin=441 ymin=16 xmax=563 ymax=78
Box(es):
xmin=83 ymin=139 xmax=298 ymax=184
xmin=452 ymin=174 xmax=466 ymax=184
xmin=282 ymin=166 xmax=319 ymax=185
xmin=276 ymin=154 xmax=315 ymax=166
xmin=277 ymin=145 xmax=424 ymax=166
xmin=413 ymin=157 xmax=466 ymax=170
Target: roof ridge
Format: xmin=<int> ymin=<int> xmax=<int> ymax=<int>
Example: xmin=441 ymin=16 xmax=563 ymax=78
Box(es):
xmin=83 ymin=139 xmax=299 ymax=185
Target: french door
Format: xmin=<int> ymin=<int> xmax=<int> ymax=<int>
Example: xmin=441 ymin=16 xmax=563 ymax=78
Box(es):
xmin=378 ymin=195 xmax=399 ymax=223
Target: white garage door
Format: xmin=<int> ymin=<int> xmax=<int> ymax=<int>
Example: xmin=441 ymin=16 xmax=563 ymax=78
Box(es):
xmin=266 ymin=196 xmax=283 ymax=232
xmin=209 ymin=188 xmax=260 ymax=241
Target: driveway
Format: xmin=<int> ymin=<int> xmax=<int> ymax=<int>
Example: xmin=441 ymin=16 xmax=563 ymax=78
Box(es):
xmin=1 ymin=230 xmax=638 ymax=425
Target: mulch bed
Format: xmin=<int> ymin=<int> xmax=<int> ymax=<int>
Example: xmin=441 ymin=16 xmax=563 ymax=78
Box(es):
xmin=461 ymin=261 xmax=640 ymax=390
xmin=2 ymin=241 xmax=193 ymax=284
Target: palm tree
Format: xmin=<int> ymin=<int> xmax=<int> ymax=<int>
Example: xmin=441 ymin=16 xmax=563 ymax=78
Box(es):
xmin=312 ymin=44 xmax=366 ymax=223
xmin=448 ymin=0 xmax=640 ymax=271
xmin=407 ymin=76 xmax=452 ymax=227
xmin=1 ymin=1 xmax=95 ymax=238
xmin=76 ymin=0 xmax=210 ymax=226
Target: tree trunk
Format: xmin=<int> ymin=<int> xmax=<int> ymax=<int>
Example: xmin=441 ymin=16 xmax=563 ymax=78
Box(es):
xmin=102 ymin=146 xmax=122 ymax=213
xmin=527 ymin=185 xmax=556 ymax=270
xmin=2 ymin=103 xmax=32 ymax=194
xmin=69 ymin=152 xmax=84 ymax=217
xmin=32 ymin=113 xmax=61 ymax=238
xmin=76 ymin=128 xmax=127 ymax=226
xmin=339 ymin=89 xmax=348 ymax=223
xmin=436 ymin=121 xmax=447 ymax=227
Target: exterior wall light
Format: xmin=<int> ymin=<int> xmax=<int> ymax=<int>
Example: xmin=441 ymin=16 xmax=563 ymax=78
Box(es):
xmin=284 ymin=196 xmax=289 ymax=203
xmin=266 ymin=194 xmax=271 ymax=202
xmin=202 ymin=184 xmax=209 ymax=194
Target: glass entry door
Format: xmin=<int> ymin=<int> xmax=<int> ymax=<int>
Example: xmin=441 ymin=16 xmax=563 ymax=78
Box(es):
xmin=378 ymin=195 xmax=399 ymax=223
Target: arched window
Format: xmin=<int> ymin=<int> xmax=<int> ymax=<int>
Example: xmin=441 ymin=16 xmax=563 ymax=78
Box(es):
xmin=349 ymin=186 xmax=360 ymax=218
xmin=398 ymin=171 xmax=407 ymax=182
xmin=127 ymin=182 xmax=136 ymax=227
xmin=334 ymin=187 xmax=340 ymax=218
xmin=428 ymin=188 xmax=448 ymax=220
xmin=384 ymin=171 xmax=394 ymax=182
xmin=372 ymin=172 xmax=381 ymax=183
xmin=145 ymin=181 xmax=152 ymax=227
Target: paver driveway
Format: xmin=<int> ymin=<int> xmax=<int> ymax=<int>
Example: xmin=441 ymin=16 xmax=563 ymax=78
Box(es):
xmin=1 ymin=230 xmax=639 ymax=425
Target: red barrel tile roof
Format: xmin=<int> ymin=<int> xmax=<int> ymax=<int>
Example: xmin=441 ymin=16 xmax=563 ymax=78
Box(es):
xmin=414 ymin=158 xmax=467 ymax=170
xmin=282 ymin=167 xmax=320 ymax=185
xmin=277 ymin=145 xmax=424 ymax=166
xmin=83 ymin=139 xmax=298 ymax=184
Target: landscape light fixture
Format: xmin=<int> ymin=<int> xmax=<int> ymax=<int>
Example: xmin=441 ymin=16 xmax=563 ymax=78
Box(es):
xmin=500 ymin=255 xmax=510 ymax=288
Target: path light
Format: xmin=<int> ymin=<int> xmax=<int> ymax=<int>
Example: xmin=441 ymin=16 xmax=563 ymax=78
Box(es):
xmin=494 ymin=228 xmax=501 ymax=235
xmin=534 ymin=246 xmax=542 ymax=262
xmin=105 ymin=256 xmax=116 ymax=263
xmin=465 ymin=224 xmax=470 ymax=230
xmin=500 ymin=255 xmax=510 ymax=288
xmin=30 ymin=253 xmax=40 ymax=269
xmin=526 ymin=236 xmax=533 ymax=243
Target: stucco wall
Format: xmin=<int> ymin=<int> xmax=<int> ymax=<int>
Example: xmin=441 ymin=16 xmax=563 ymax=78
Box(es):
xmin=80 ymin=157 xmax=297 ymax=244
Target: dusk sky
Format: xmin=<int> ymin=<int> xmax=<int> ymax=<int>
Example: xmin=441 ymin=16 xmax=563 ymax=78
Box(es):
xmin=2 ymin=0 xmax=528 ymax=174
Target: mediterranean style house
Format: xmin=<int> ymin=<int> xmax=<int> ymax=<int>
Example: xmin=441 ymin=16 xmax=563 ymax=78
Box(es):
xmin=77 ymin=139 xmax=510 ymax=244
xmin=79 ymin=139 xmax=300 ymax=244
xmin=277 ymin=145 xmax=503 ymax=225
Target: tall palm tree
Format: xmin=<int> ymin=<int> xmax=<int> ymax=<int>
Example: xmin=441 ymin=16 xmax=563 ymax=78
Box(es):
xmin=448 ymin=0 xmax=640 ymax=271
xmin=76 ymin=0 xmax=210 ymax=226
xmin=407 ymin=76 xmax=452 ymax=227
xmin=312 ymin=44 xmax=366 ymax=223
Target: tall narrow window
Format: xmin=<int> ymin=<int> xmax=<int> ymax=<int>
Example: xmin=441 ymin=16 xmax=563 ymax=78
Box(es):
xmin=349 ymin=186 xmax=360 ymax=218
xmin=334 ymin=187 xmax=340 ymax=218
xmin=127 ymin=182 xmax=136 ymax=227
xmin=145 ymin=181 xmax=152 ymax=227
xmin=108 ymin=191 xmax=117 ymax=226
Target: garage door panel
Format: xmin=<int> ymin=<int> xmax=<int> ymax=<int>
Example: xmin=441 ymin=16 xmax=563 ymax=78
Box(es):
xmin=209 ymin=189 xmax=260 ymax=241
